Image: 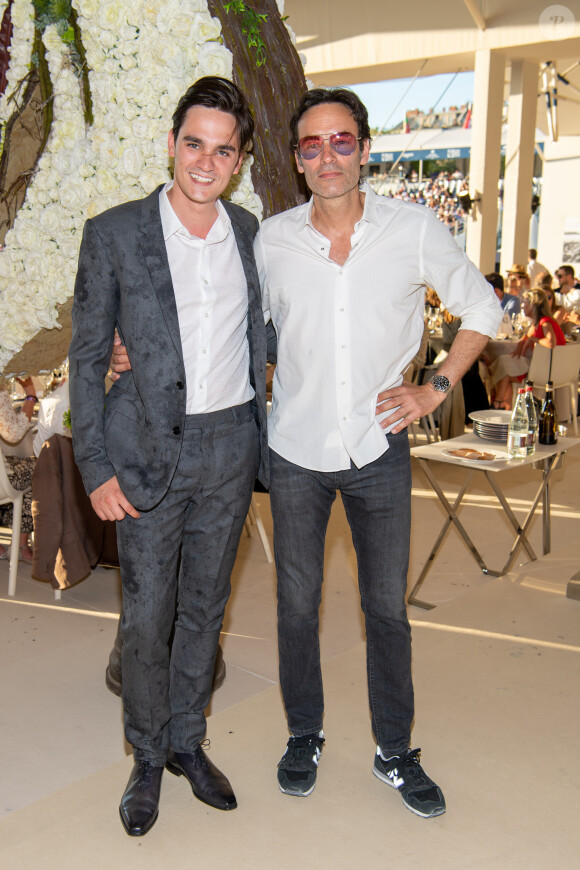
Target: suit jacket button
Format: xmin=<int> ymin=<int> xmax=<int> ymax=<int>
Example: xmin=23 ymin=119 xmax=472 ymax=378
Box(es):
xmin=176 ymin=381 xmax=184 ymax=389
xmin=173 ymin=426 xmax=181 ymax=435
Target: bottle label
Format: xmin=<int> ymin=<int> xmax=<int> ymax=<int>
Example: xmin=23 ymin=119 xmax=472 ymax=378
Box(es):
xmin=508 ymin=431 xmax=528 ymax=451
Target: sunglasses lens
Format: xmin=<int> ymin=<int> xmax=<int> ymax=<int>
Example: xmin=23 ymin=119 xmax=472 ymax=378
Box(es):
xmin=331 ymin=132 xmax=358 ymax=155
xmin=298 ymin=137 xmax=324 ymax=159
xmin=298 ymin=132 xmax=358 ymax=159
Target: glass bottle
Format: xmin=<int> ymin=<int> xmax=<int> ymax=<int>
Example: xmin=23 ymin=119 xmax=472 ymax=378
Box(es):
xmin=524 ymin=380 xmax=538 ymax=455
xmin=538 ymin=381 xmax=557 ymax=445
xmin=507 ymin=387 xmax=529 ymax=458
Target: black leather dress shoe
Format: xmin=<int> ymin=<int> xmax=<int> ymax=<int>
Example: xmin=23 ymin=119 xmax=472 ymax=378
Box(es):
xmin=165 ymin=746 xmax=237 ymax=810
xmin=119 ymin=761 xmax=164 ymax=836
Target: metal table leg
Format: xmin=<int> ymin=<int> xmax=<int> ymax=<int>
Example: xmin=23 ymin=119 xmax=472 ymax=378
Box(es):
xmin=408 ymin=450 xmax=564 ymax=609
xmin=408 ymin=461 xmax=489 ymax=609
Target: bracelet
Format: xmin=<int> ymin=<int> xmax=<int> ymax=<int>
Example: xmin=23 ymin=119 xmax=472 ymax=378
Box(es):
xmin=24 ymin=395 xmax=37 ymax=402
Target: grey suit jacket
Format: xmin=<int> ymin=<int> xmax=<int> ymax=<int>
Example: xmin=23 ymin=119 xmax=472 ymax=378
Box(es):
xmin=69 ymin=185 xmax=269 ymax=511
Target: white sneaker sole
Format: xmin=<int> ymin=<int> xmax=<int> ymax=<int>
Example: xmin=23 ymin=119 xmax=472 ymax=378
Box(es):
xmin=372 ymin=764 xmax=446 ymax=818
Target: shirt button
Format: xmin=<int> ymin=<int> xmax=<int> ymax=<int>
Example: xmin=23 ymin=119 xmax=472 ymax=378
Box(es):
xmin=173 ymin=426 xmax=181 ymax=435
xmin=339 ymin=307 xmax=344 ymax=312
xmin=202 ymin=348 xmax=207 ymax=354
xmin=176 ymin=381 xmax=184 ymax=390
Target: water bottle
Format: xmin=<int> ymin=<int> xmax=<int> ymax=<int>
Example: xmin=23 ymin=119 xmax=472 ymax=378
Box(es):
xmin=507 ymin=387 xmax=529 ymax=458
xmin=524 ymin=380 xmax=538 ymax=455
xmin=538 ymin=381 xmax=557 ymax=445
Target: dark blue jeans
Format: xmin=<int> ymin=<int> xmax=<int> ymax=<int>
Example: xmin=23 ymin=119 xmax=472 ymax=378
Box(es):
xmin=269 ymin=430 xmax=414 ymax=757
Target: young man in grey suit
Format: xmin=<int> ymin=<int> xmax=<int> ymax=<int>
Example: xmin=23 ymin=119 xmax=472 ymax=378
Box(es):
xmin=69 ymin=77 xmax=269 ymax=837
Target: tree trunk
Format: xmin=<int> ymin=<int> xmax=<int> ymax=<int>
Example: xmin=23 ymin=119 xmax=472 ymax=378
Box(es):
xmin=207 ymin=0 xmax=308 ymax=218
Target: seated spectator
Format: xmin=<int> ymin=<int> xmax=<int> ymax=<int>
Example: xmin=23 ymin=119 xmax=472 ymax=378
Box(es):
xmin=486 ymin=271 xmax=521 ymax=316
xmin=506 ymin=263 xmax=530 ymax=298
xmin=32 ymin=379 xmax=70 ymax=458
xmin=555 ymin=264 xmax=580 ymax=309
xmin=488 ymin=288 xmax=566 ymax=408
xmin=0 ymin=377 xmax=37 ymax=562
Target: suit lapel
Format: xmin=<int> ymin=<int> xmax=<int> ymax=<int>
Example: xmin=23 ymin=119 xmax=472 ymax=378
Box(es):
xmin=223 ymin=200 xmax=262 ymax=340
xmin=138 ymin=186 xmax=184 ymax=363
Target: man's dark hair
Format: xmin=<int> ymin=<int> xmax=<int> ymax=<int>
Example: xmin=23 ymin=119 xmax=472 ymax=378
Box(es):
xmin=485 ymin=272 xmax=504 ymax=293
xmin=172 ymin=76 xmax=254 ymax=152
xmin=559 ymin=264 xmax=575 ymax=278
xmin=290 ymin=88 xmax=371 ymax=147
xmin=528 ymin=248 xmax=537 ymax=259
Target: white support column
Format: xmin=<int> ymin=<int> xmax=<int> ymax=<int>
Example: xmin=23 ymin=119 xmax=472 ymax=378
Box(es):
xmin=466 ymin=50 xmax=505 ymax=274
xmin=500 ymin=60 xmax=539 ymax=276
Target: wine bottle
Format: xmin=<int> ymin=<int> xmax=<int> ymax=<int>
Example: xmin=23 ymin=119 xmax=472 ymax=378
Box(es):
xmin=538 ymin=381 xmax=557 ymax=445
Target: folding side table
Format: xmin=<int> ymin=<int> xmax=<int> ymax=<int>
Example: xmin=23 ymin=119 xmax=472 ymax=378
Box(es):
xmin=408 ymin=434 xmax=580 ymax=609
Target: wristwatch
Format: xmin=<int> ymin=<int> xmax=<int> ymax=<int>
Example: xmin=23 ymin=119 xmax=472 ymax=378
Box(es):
xmin=428 ymin=374 xmax=451 ymax=394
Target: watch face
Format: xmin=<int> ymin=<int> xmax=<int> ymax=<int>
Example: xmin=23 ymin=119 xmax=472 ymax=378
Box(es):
xmin=431 ymin=375 xmax=450 ymax=393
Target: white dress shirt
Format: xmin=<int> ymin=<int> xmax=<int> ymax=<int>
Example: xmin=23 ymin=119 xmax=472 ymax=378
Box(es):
xmin=33 ymin=380 xmax=71 ymax=457
xmin=255 ymin=184 xmax=502 ymax=472
xmin=557 ymin=285 xmax=580 ymax=310
xmin=159 ymin=183 xmax=253 ymax=414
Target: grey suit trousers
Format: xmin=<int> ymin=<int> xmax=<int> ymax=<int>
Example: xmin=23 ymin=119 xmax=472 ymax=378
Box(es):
xmin=116 ymin=402 xmax=259 ymax=764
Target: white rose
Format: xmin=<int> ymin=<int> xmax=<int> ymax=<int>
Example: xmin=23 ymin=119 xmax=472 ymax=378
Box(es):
xmin=14 ymin=220 xmax=41 ymax=250
xmin=24 ymin=254 xmax=45 ymax=282
xmin=51 ymin=150 xmax=76 ymax=176
xmin=96 ymin=167 xmax=117 ymax=195
xmin=120 ymin=53 xmax=137 ymax=71
xmin=120 ymin=145 xmax=144 ymax=178
xmin=119 ymin=23 xmax=139 ymax=42
xmin=78 ymin=162 xmax=95 ymax=179
xmin=140 ymin=166 xmax=169 ymax=193
xmin=140 ymin=0 xmax=161 ymax=26
xmin=11 ymin=0 xmax=34 ymax=29
xmin=37 ymin=206 xmax=62 ymax=235
xmin=149 ymin=33 xmax=180 ymax=65
xmin=195 ymin=42 xmax=233 ymax=79
xmin=60 ymin=183 xmax=88 ymax=211
xmin=76 ymin=0 xmax=100 ymax=17
xmin=191 ymin=13 xmax=222 ymax=43
xmin=123 ymin=69 xmax=148 ymax=100
xmin=99 ymin=28 xmax=118 ymax=50
xmin=99 ymin=0 xmax=126 ymax=31
xmin=0 ymin=252 xmax=15 ymax=279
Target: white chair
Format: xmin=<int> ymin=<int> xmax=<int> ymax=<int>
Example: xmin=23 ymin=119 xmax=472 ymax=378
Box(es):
xmin=244 ymin=494 xmax=274 ymax=563
xmin=511 ymin=343 xmax=580 ymax=434
xmin=0 ymin=455 xmax=31 ymax=597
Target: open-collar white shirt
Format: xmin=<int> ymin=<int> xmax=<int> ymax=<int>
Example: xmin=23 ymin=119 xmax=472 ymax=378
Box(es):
xmin=255 ymin=184 xmax=502 ymax=472
xmin=160 ymin=183 xmax=253 ymax=414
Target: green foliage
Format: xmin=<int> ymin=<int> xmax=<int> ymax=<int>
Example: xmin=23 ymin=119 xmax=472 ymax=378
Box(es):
xmin=62 ymin=409 xmax=71 ymax=430
xmin=224 ymin=2 xmax=268 ymax=67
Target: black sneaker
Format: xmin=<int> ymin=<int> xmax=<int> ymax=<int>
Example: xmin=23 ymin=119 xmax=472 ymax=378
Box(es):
xmin=277 ymin=732 xmax=325 ymax=796
xmin=373 ymin=747 xmax=446 ymax=818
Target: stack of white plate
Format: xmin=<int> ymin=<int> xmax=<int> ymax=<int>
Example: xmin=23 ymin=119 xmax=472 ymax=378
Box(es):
xmin=468 ymin=409 xmax=512 ymax=442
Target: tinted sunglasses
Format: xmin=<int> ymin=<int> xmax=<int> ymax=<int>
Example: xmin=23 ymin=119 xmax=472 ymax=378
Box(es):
xmin=295 ymin=131 xmax=362 ymax=160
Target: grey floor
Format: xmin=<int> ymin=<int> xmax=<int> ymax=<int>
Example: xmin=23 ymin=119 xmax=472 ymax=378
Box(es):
xmin=1 ymin=437 xmax=580 ymax=869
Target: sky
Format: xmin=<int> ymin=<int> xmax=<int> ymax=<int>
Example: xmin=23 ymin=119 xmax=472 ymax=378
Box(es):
xmin=345 ymin=70 xmax=475 ymax=132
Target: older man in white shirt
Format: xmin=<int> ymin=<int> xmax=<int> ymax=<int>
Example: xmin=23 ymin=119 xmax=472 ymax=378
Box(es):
xmin=255 ymin=87 xmax=502 ymax=819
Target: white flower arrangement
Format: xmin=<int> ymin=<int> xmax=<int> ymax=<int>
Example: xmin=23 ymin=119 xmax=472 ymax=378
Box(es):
xmin=0 ymin=0 xmax=265 ymax=369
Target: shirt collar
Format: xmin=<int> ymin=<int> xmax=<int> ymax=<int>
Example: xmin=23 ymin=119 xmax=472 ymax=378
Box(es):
xmin=159 ymin=181 xmax=231 ymax=244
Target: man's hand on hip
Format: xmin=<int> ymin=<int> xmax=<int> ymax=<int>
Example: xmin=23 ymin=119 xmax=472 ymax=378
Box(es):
xmin=90 ymin=475 xmax=140 ymax=522
xmin=375 ymin=382 xmax=446 ymax=434
xmin=109 ymin=332 xmax=132 ymax=382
